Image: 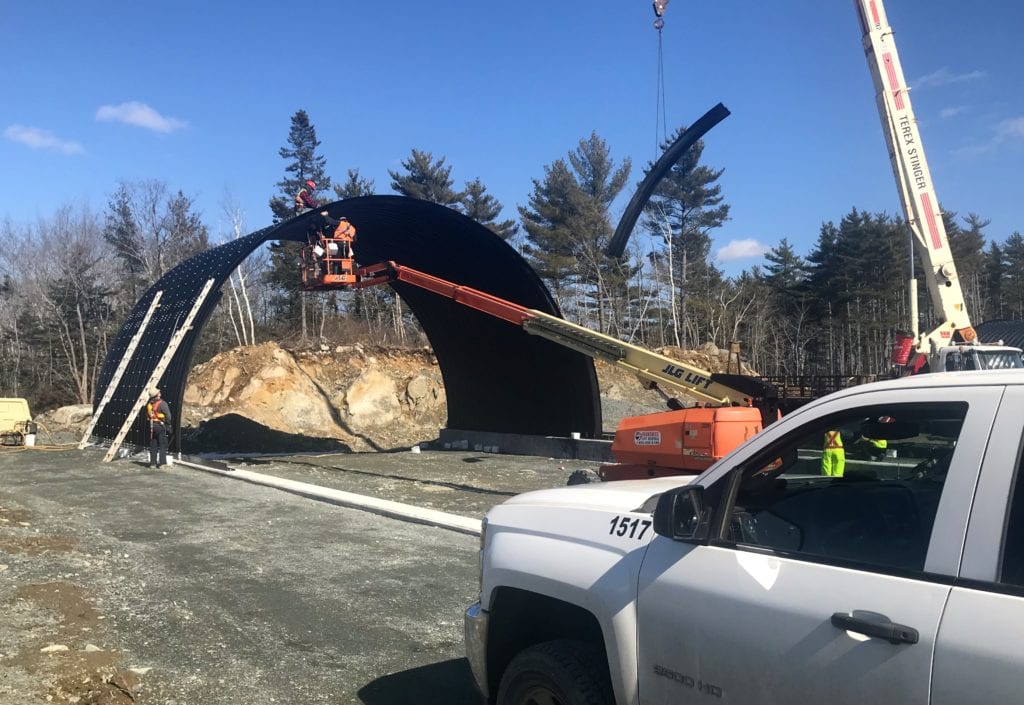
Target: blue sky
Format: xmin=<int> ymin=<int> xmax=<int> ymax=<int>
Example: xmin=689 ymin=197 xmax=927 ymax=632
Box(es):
xmin=2 ymin=1 xmax=1021 ymax=274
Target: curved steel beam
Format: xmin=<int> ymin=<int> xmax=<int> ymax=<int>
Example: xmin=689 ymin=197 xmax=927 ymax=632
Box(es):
xmin=606 ymin=102 xmax=730 ymax=258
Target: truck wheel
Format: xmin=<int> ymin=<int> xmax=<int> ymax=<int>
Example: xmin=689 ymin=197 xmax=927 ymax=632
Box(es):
xmin=497 ymin=639 xmax=613 ymax=705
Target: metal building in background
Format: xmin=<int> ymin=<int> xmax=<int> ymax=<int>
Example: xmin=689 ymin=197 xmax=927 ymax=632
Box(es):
xmin=88 ymin=196 xmax=602 ymax=454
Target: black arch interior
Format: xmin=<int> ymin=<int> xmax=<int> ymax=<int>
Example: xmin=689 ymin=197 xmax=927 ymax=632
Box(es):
xmin=91 ymin=196 xmax=601 ymax=452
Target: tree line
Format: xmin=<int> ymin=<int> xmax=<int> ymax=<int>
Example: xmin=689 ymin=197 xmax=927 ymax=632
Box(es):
xmin=1 ymin=109 xmax=1021 ymax=412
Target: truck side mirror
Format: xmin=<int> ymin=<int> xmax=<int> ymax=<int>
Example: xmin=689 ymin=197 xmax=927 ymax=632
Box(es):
xmin=653 ymin=486 xmax=709 ymax=541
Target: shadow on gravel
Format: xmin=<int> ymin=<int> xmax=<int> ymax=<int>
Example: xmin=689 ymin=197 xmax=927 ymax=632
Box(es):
xmin=358 ymin=658 xmax=482 ymax=705
xmin=276 ymin=459 xmax=519 ymax=497
xmin=180 ymin=414 xmax=352 ymax=455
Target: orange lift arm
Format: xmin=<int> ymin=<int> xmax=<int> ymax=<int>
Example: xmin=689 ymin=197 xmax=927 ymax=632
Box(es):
xmin=352 ymin=261 xmax=535 ymax=327
xmin=350 ymin=261 xmax=774 ymax=408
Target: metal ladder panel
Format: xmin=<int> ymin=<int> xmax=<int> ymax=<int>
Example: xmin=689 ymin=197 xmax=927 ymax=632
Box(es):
xmin=102 ymin=278 xmax=216 ymax=462
xmin=79 ymin=291 xmax=163 ymax=449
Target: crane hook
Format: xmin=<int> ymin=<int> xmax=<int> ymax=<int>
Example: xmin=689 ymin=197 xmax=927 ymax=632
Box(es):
xmin=653 ymin=0 xmax=670 ymax=18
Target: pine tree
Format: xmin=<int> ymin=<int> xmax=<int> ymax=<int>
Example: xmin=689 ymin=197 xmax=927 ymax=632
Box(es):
xmin=333 ymin=168 xmax=375 ymax=199
xmin=1003 ymin=232 xmax=1024 ymax=318
xmin=518 ymin=159 xmax=582 ymax=293
xmin=269 ymin=109 xmax=332 ymax=222
xmin=266 ymin=109 xmax=332 ymax=344
xmin=102 ymin=185 xmax=145 ymax=301
xmin=460 ymin=177 xmax=518 ymax=240
xmin=518 ymin=132 xmax=632 ymax=332
xmin=983 ymin=242 xmax=1005 ymax=320
xmin=803 ymin=209 xmax=906 ymax=374
xmin=946 ymin=211 xmax=988 ymax=322
xmin=389 ymin=149 xmax=461 ymax=206
xmin=101 ymin=181 xmax=210 ymax=297
xmin=764 ymin=238 xmax=807 ymax=297
xmin=164 ymin=190 xmax=210 ymax=261
xmin=640 ymin=128 xmax=729 ymax=347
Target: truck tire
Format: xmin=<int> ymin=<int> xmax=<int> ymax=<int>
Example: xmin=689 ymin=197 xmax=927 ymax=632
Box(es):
xmin=497 ymin=639 xmax=613 ymax=705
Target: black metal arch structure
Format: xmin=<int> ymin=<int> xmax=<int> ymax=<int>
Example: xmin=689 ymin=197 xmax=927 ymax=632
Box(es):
xmin=976 ymin=320 xmax=1024 ymax=351
xmin=92 ymin=196 xmax=602 ymax=452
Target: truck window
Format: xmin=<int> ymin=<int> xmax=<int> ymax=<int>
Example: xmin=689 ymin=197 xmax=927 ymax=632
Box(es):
xmin=1001 ymin=446 xmax=1024 ymax=587
xmin=723 ymin=402 xmax=967 ymax=573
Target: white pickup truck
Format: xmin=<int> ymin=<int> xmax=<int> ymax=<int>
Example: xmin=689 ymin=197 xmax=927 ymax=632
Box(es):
xmin=465 ymin=371 xmax=1024 ymax=705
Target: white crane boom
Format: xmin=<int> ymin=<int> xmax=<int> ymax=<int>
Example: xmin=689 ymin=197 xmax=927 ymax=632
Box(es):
xmin=854 ymin=0 xmax=981 ymax=366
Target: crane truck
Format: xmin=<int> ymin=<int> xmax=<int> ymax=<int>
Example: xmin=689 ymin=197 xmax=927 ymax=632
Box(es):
xmin=462 ymin=8 xmax=1024 ymax=705
xmin=855 ymin=0 xmax=1023 ymax=374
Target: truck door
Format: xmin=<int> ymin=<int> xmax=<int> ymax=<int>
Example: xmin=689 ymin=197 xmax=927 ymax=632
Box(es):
xmin=932 ymin=385 xmax=1024 ymax=705
xmin=636 ymin=386 xmax=1002 ymax=705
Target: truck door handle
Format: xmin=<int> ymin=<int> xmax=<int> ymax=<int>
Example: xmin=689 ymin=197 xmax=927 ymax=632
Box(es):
xmin=830 ymin=612 xmax=919 ymax=645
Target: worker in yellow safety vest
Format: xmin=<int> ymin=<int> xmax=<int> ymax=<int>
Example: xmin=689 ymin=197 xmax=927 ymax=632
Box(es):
xmin=860 ymin=435 xmax=888 ymax=461
xmin=821 ymin=429 xmax=845 ymax=477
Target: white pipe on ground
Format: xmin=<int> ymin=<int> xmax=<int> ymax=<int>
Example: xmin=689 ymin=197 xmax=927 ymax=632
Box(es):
xmin=175 ymin=458 xmax=482 ymax=536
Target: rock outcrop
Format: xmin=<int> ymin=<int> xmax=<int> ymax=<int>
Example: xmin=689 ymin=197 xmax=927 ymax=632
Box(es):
xmin=182 ymin=342 xmax=446 ymax=451
xmin=38 ymin=340 xmax=758 ymax=454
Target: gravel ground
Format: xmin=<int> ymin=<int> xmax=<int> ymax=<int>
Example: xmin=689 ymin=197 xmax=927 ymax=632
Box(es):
xmin=0 ymin=446 xmax=588 ymax=704
xmin=221 ymin=449 xmax=597 ymax=518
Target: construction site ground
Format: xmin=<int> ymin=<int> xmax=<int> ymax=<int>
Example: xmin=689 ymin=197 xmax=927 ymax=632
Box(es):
xmin=2 ymin=340 xmax=748 ymax=703
xmin=0 ymin=445 xmax=598 ymax=705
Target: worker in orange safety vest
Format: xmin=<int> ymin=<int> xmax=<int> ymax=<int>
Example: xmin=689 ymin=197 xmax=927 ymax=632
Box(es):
xmin=821 ymin=429 xmax=845 ymax=477
xmin=314 ymin=215 xmax=356 ymax=275
xmin=332 ymin=217 xmax=356 ymax=257
xmin=294 ymin=180 xmax=319 ymax=215
xmin=146 ymin=388 xmax=172 ymax=468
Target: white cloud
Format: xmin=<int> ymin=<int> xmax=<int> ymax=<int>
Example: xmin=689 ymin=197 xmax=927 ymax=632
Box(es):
xmin=95 ymin=101 xmax=187 ymax=133
xmin=940 ymin=106 xmax=966 ymax=119
xmin=952 ymin=114 xmax=1024 ymax=158
xmin=4 ymin=124 xmax=83 ymax=154
xmin=995 ymin=116 xmax=1024 ymax=141
xmin=715 ymin=239 xmax=770 ymax=263
xmin=912 ymin=68 xmax=986 ymax=90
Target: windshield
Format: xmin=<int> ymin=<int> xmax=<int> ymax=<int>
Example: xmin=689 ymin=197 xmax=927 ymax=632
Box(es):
xmin=943 ymin=349 xmax=1024 ymax=371
xmin=970 ymin=350 xmax=1024 ymax=370
xmin=967 ymin=350 xmax=1024 ymax=370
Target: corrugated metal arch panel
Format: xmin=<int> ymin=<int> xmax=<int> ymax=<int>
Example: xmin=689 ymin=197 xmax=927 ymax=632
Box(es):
xmin=92 ymin=196 xmax=601 ymax=452
xmin=91 ymin=226 xmax=271 ymax=451
xmin=976 ymin=320 xmax=1024 ymax=351
xmin=334 ymin=196 xmax=601 ymax=438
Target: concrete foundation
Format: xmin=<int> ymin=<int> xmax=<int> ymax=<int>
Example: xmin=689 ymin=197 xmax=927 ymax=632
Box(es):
xmin=436 ymin=428 xmax=613 ymax=462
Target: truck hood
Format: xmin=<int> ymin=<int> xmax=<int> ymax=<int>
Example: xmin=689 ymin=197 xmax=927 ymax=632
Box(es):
xmin=500 ymin=475 xmax=697 ymax=514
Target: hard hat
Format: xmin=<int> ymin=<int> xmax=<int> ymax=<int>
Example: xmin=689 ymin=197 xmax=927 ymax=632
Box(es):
xmin=306 ymin=180 xmax=316 ymax=189
xmin=149 ymin=387 xmax=161 ymax=398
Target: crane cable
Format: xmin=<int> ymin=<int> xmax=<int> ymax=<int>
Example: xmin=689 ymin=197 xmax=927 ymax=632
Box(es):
xmin=653 ymin=1 xmax=670 ymax=154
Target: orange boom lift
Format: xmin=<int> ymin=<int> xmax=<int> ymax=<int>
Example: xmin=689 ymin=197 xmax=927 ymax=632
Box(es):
xmin=310 ymin=258 xmax=778 ymax=480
